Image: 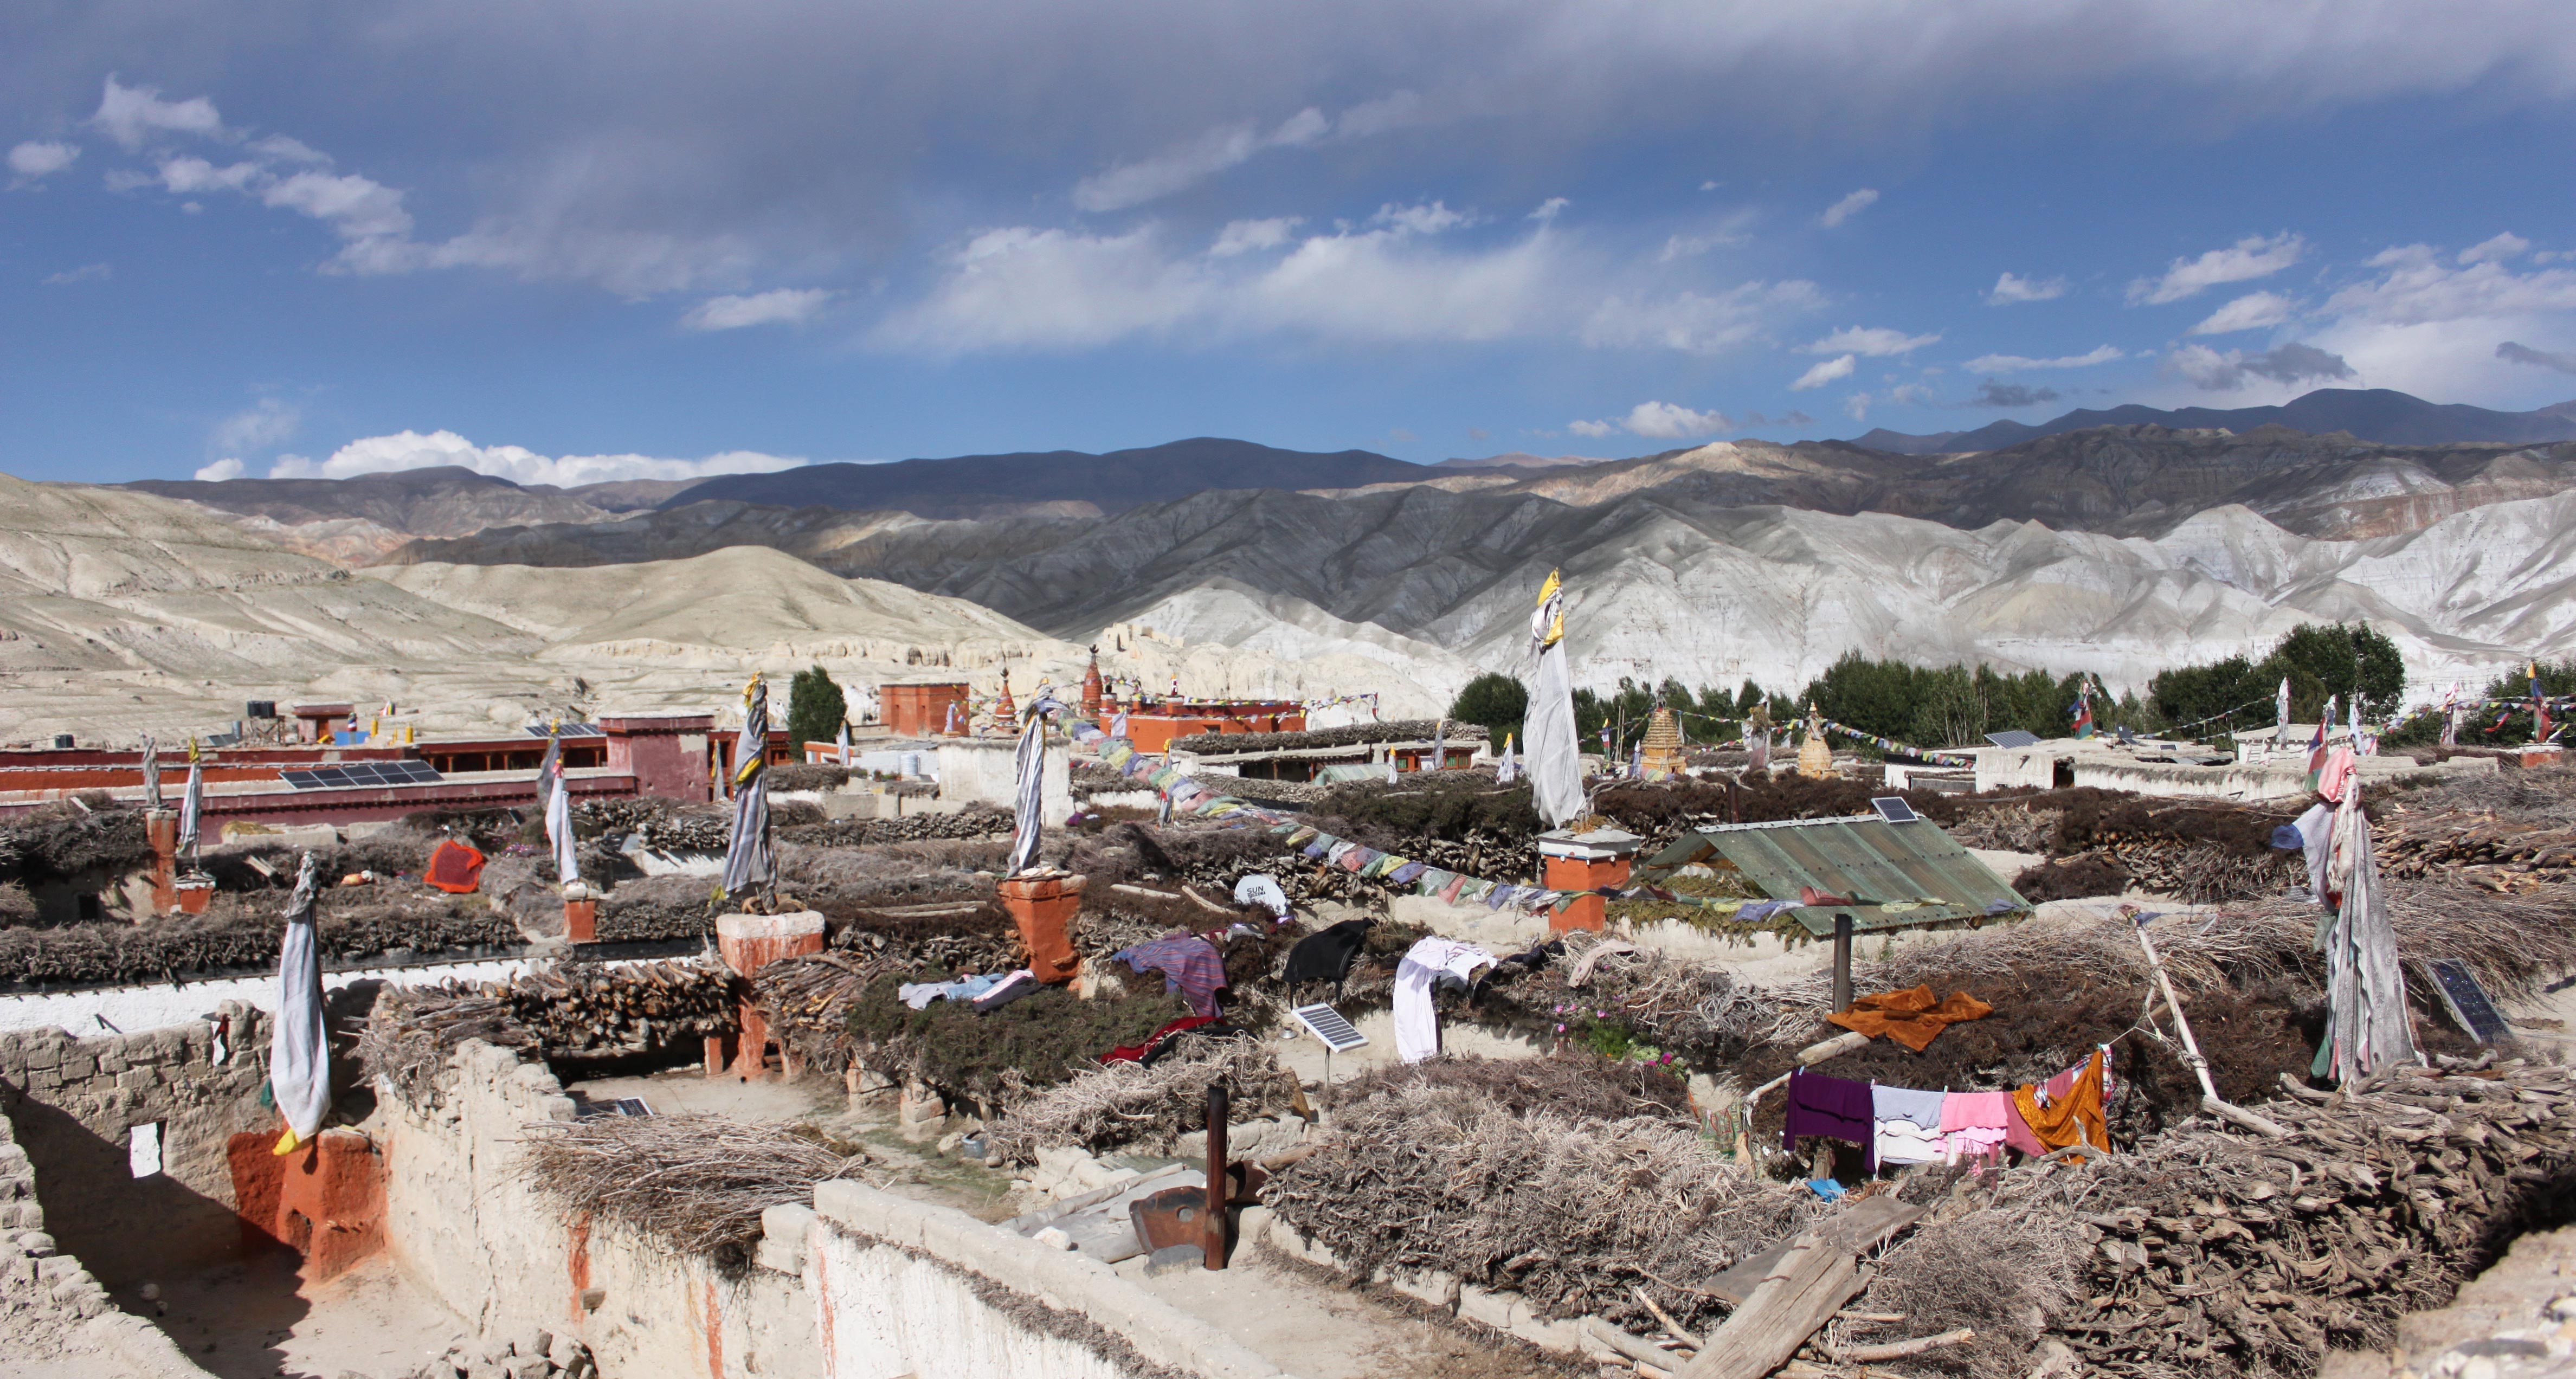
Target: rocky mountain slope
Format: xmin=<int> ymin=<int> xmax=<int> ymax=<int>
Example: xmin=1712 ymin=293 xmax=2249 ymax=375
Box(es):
xmin=0 ymin=476 xmax=1435 ymax=745
xmin=1853 ymin=386 xmax=2576 ymax=454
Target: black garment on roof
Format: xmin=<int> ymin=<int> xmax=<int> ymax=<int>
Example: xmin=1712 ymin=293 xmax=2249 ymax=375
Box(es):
xmin=1282 ymin=918 xmax=1374 ymax=988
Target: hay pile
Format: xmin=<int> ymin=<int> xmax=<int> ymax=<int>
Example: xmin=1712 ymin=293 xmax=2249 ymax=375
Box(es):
xmin=0 ymin=803 xmax=151 ymax=885
xmin=841 ymin=975 xmax=1192 ymax=1100
xmin=981 ymin=1034 xmax=1304 ymax=1161
xmin=360 ymin=957 xmax=737 ymax=1108
xmin=517 ymin=1114 xmax=871 ymax=1271
xmin=1168 ymin=719 xmax=1486 ymax=756
xmin=777 ymin=803 xmax=1015 ymax=847
xmin=0 ymin=888 xmax=523 ymax=990
xmin=1264 ymin=1055 xmax=1815 ymax=1331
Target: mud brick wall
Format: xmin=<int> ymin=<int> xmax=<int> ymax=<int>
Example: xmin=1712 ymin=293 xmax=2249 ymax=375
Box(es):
xmin=0 ymin=1003 xmax=278 ymax=1288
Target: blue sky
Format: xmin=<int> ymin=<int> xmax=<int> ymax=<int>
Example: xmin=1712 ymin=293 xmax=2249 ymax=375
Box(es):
xmin=5 ymin=1 xmax=2575 ymax=486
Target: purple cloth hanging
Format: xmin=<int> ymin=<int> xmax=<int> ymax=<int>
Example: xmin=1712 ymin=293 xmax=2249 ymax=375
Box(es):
xmin=1782 ymin=1068 xmax=1876 ymax=1170
xmin=1111 ymin=936 xmax=1228 ymax=1016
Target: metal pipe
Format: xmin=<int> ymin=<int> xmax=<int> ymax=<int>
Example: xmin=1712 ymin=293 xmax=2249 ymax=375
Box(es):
xmin=1203 ymin=1081 xmax=1229 ymax=1269
xmin=1831 ymin=912 xmax=1854 ymax=1012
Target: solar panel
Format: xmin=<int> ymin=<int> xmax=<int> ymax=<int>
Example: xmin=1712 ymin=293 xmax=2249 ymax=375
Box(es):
xmin=1290 ymin=1002 xmax=1368 ymax=1053
xmin=279 ymin=761 xmax=442 ymax=790
xmin=527 ymin=723 xmax=605 ymax=738
xmin=1985 ymin=730 xmax=2040 ymax=749
xmin=1869 ymin=796 xmax=1918 ymax=823
xmin=2429 ymin=960 xmax=2512 ymax=1044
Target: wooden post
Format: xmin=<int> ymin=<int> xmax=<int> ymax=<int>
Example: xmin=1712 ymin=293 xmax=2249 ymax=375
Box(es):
xmin=2132 ymin=913 xmax=2288 ymax=1137
xmin=1203 ymin=1081 xmax=1228 ymax=1270
xmin=1830 ymin=912 xmax=1854 ymax=1013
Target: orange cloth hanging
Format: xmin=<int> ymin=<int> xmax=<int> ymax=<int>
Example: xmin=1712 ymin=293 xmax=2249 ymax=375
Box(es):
xmin=2008 ymin=1048 xmax=2108 ymax=1164
xmin=1826 ymin=984 xmax=1994 ymax=1053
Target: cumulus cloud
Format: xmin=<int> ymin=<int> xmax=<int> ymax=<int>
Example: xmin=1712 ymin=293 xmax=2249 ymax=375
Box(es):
xmin=1820 ymin=188 xmax=1878 ymax=227
xmin=2128 ymin=233 xmax=2304 ymax=305
xmin=2189 ymin=290 xmax=2297 ymax=334
xmin=193 ymin=457 xmax=246 ymax=481
xmin=8 ymin=140 xmax=78 ymax=182
xmin=1987 ymin=272 xmax=2067 ymax=304
xmin=209 ymin=398 xmax=301 ymax=456
xmin=40 ymin=262 xmax=111 ymax=286
xmin=1211 ymin=217 xmax=1301 ymax=256
xmin=2498 ymin=340 xmax=2576 ymax=375
xmin=2164 ymin=341 xmax=2354 ymax=391
xmin=1963 ymin=344 xmax=2123 ymax=371
xmin=1575 ymin=401 xmax=1731 ymax=440
xmin=91 ymin=76 xmax=227 ymax=150
xmin=1658 ymin=214 xmax=1754 ymax=261
xmin=1806 ymin=325 xmax=1939 ymax=357
xmin=2459 ymin=233 xmax=2529 ymax=265
xmin=268 ymin=430 xmax=808 ymax=487
xmin=680 ymin=287 xmax=833 ymax=330
xmin=1792 ymin=354 xmax=1857 ymax=390
xmin=1972 ymin=381 xmax=2060 ymax=408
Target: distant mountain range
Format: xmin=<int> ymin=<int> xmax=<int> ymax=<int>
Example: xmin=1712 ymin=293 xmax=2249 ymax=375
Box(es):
xmin=663 ymin=437 xmax=1426 ymax=517
xmin=1852 ymin=388 xmax=2576 ymax=454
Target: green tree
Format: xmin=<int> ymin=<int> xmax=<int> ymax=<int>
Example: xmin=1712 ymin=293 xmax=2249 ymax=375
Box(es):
xmin=1447 ymin=672 xmax=1528 ymax=747
xmin=1908 ymin=666 xmax=1986 ymax=748
xmin=785 ymin=665 xmax=849 ymax=749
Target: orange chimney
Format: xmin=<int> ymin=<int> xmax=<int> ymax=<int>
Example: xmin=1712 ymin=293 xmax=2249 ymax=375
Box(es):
xmin=1081 ymin=648 xmax=1105 ymax=719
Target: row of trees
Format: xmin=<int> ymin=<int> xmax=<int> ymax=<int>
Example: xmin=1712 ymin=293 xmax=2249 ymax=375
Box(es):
xmin=1445 ymin=621 xmax=2471 ymax=757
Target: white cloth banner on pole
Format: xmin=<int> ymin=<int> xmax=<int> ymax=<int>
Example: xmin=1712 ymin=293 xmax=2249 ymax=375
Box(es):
xmin=722 ymin=678 xmax=775 ymax=899
xmin=1006 ymin=695 xmax=1066 ymax=875
xmin=1524 ymin=572 xmax=1583 ymax=828
xmin=271 ymin=854 xmax=330 ymax=1146
xmin=178 ymin=751 xmax=204 ymax=858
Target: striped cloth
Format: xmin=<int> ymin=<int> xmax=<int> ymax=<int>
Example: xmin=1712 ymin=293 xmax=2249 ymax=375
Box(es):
xmin=1111 ymin=936 xmax=1228 ymax=1016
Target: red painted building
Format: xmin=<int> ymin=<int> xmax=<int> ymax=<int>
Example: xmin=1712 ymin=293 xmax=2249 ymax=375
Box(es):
xmin=880 ymin=682 xmax=970 ymax=737
xmin=1111 ymin=699 xmax=1306 ymax=752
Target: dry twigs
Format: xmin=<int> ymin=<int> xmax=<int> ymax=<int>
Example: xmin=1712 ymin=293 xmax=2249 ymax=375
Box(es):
xmin=981 ymin=1035 xmax=1303 ymax=1162
xmin=517 ymin=1114 xmax=870 ymax=1269
xmin=362 ymin=958 xmax=736 ymax=1107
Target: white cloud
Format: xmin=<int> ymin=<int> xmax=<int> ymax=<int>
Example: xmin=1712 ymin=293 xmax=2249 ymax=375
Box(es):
xmin=249 ymin=134 xmax=330 ymax=165
xmin=1659 ymin=211 xmax=1756 ymax=262
xmin=1072 ymin=107 xmax=1331 ymax=212
xmin=1614 ymin=401 xmax=1731 ymax=439
xmin=2128 ymin=233 xmax=2304 ymax=305
xmin=40 ymin=262 xmax=111 ymax=286
xmin=1805 ymin=325 xmax=1939 ymax=356
xmin=1962 ymin=344 xmax=2124 ymax=371
xmin=1580 ymin=280 xmax=1824 ymax=355
xmin=680 ymin=287 xmax=834 ymax=330
xmin=1210 ymin=217 xmax=1301 ymax=257
xmin=7 ymin=141 xmax=78 ymax=181
xmin=1986 ymin=272 xmax=2068 ymax=304
xmin=1792 ymin=354 xmax=1857 ymax=390
xmin=1843 ymin=392 xmax=1875 ymax=421
xmin=1568 ymin=419 xmax=1617 ymax=437
xmin=2163 ymin=341 xmax=2353 ymax=391
xmin=1529 ymin=197 xmax=1569 ymax=222
xmin=157 ymin=157 xmax=261 ymax=195
xmin=209 ymin=398 xmax=301 ymax=456
xmin=262 ymin=169 xmax=414 ymax=241
xmin=876 ymin=203 xmax=1603 ymax=353
xmin=271 ymin=430 xmax=808 ymax=487
xmin=2288 ymin=241 xmax=2576 ymax=402
xmin=193 ymin=457 xmax=246 ymax=482
xmin=1820 ymin=188 xmax=1878 ymax=227
xmin=91 ymin=75 xmax=227 ymax=150
xmin=2323 ymin=243 xmax=2576 ymax=326
xmin=2189 ymin=291 xmax=2297 ymax=334
xmin=2460 ymin=232 xmax=2529 ymax=265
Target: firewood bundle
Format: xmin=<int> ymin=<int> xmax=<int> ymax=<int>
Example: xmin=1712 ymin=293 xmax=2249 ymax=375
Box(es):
xmin=750 ymin=951 xmax=883 ymax=1072
xmin=2070 ymin=838 xmax=2300 ymax=904
xmin=2373 ymin=810 xmax=2576 ymax=892
xmin=1941 ymin=1058 xmax=2576 ymax=1378
xmin=362 ymin=957 xmax=739 ymax=1107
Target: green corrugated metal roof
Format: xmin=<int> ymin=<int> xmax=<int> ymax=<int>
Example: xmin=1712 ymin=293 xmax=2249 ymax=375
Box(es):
xmin=1638 ymin=815 xmax=2028 ymax=937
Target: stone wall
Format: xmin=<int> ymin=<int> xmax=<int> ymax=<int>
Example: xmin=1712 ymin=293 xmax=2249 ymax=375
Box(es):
xmin=0 ymin=1074 xmax=222 ymax=1377
xmin=805 ymin=1178 xmax=1289 ymax=1379
xmin=376 ymin=1039 xmax=821 ymax=1379
xmin=0 ymin=1001 xmax=279 ymax=1287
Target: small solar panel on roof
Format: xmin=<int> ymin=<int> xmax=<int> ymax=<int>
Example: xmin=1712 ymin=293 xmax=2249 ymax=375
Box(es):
xmin=526 ymin=723 xmax=605 ymax=738
xmin=1985 ymin=730 xmax=2040 ymax=749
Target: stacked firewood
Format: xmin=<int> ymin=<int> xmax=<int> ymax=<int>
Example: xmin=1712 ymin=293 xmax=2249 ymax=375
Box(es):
xmin=751 ymin=950 xmax=883 ymax=1072
xmin=361 ymin=958 xmax=738 ymax=1107
xmin=1988 ymin=1058 xmax=2576 ymax=1377
xmin=2374 ymin=810 xmax=2576 ymax=892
